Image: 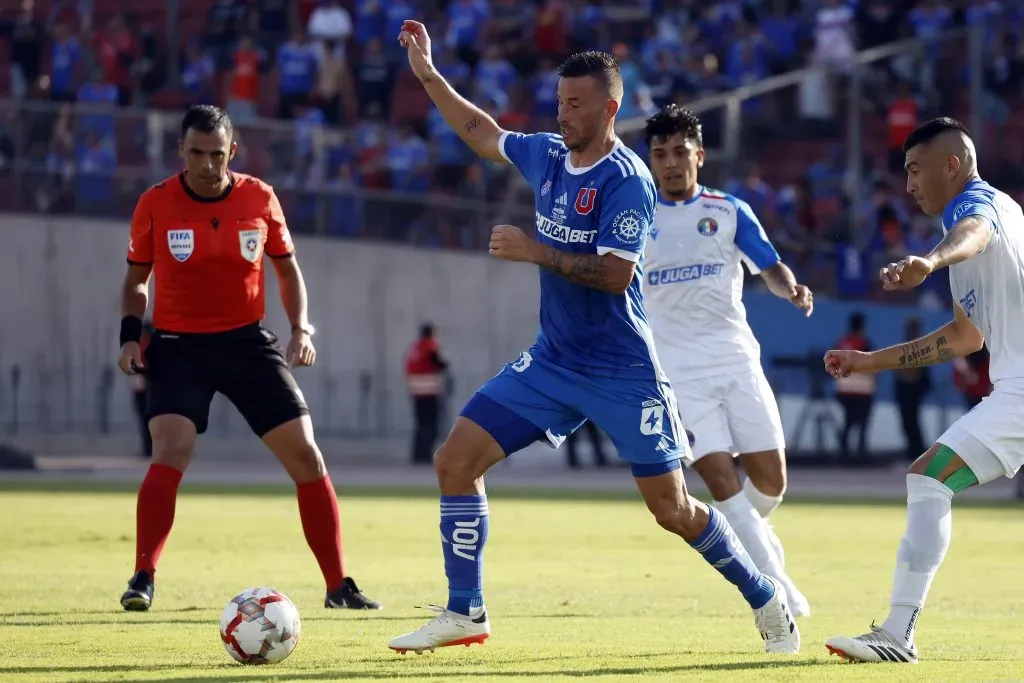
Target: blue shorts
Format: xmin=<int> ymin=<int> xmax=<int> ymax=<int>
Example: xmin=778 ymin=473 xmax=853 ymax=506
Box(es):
xmin=460 ymin=351 xmax=688 ymax=477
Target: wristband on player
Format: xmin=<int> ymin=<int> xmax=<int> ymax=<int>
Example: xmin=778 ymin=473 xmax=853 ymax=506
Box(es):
xmin=119 ymin=315 xmax=143 ymax=346
xmin=292 ymin=323 xmax=315 ymax=336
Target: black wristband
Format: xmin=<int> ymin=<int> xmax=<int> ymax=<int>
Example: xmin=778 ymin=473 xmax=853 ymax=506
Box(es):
xmin=120 ymin=315 xmax=143 ymax=346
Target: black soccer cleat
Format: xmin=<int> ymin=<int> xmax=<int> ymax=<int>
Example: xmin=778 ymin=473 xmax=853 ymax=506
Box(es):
xmin=120 ymin=570 xmax=154 ymax=611
xmin=325 ymin=576 xmax=382 ymax=610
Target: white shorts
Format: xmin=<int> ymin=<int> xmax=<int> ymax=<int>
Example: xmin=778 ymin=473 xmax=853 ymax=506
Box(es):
xmin=937 ymin=386 xmax=1024 ymax=485
xmin=672 ymin=369 xmax=786 ymax=466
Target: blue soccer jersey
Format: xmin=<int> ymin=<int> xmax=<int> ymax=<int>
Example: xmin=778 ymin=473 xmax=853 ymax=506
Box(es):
xmin=460 ymin=131 xmax=686 ymax=473
xmin=499 ymin=131 xmax=663 ymax=380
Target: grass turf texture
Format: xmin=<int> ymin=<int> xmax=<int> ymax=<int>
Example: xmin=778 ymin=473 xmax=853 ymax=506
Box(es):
xmin=1 ymin=481 xmax=1023 ymax=682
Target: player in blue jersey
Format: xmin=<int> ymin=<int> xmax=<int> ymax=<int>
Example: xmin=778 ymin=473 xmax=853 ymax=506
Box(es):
xmin=388 ymin=20 xmax=800 ymax=656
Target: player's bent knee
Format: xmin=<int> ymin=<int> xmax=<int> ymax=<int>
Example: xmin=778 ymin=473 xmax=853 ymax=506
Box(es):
xmin=911 ymin=443 xmax=979 ymax=492
xmin=634 ymin=461 xmax=704 ymax=540
xmin=691 ymin=452 xmax=742 ymax=501
xmin=149 ymin=414 xmax=197 ymax=470
xmin=908 ymin=443 xmax=946 ymax=477
xmin=749 ymin=469 xmax=786 ymax=498
xmin=261 ymin=416 xmax=326 ymax=483
xmin=739 ymin=449 xmax=787 ymax=497
xmin=433 ymin=417 xmax=505 ymax=494
xmin=649 ymin=496 xmax=703 ymax=541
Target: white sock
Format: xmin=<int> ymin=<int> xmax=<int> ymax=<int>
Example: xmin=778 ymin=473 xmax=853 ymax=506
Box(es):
xmin=743 ymin=478 xmax=783 ymax=518
xmin=714 ymin=491 xmax=787 ymax=581
xmin=881 ymin=474 xmax=953 ymax=648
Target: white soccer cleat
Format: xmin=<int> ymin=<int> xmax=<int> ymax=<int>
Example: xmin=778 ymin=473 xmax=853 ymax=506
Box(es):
xmin=779 ymin=574 xmax=811 ymax=618
xmin=765 ymin=521 xmax=785 ymax=568
xmin=826 ymin=624 xmax=919 ymax=663
xmin=388 ymin=605 xmax=490 ymax=655
xmin=753 ymin=575 xmax=800 ymax=654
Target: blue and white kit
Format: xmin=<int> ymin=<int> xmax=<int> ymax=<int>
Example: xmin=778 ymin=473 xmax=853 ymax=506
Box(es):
xmin=462 ymin=132 xmax=688 ymax=476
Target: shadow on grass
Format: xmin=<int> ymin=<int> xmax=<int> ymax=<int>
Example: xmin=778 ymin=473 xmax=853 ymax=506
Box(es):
xmin=1 ymin=478 xmax=1020 ymax=508
xmin=0 ymin=658 xmax=829 ymax=680
xmin=2 ymin=612 xmax=603 ymax=628
xmin=0 ymin=607 xmax=207 ymax=618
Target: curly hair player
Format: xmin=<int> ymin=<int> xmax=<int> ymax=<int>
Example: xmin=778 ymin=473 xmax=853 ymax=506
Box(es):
xmin=387 ymin=20 xmax=799 ymax=656
xmin=641 ymin=104 xmax=814 ymax=619
xmin=824 ymin=117 xmax=1024 ymax=663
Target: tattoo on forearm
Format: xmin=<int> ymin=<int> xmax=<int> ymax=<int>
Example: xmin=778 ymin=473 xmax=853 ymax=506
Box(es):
xmin=464 ymin=116 xmax=481 ymax=134
xmin=543 ymin=249 xmax=613 ymax=290
xmin=898 ymin=334 xmax=954 ymax=368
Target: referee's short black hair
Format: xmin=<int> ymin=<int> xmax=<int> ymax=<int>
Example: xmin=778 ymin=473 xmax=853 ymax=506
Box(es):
xmin=643 ymin=104 xmax=703 ymax=149
xmin=181 ymin=104 xmax=233 ymax=139
xmin=902 ymin=117 xmax=971 ymax=154
xmin=558 ymin=51 xmax=623 ymax=101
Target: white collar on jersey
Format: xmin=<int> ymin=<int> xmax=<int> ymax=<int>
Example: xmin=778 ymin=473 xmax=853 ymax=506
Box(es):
xmin=564 ymin=138 xmax=624 ymax=176
xmin=658 ymin=184 xmax=705 ymax=207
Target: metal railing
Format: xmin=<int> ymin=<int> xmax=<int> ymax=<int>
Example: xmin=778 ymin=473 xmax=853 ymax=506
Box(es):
xmin=0 ymin=98 xmax=535 ymax=249
xmin=616 ymin=26 xmax=986 ymax=230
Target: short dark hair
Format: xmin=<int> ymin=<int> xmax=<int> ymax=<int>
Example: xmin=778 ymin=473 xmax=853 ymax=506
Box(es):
xmin=902 ymin=117 xmax=971 ymax=154
xmin=643 ymin=104 xmax=703 ymax=149
xmin=849 ymin=312 xmax=866 ymax=332
xmin=180 ymin=104 xmax=233 ymax=139
xmin=420 ymin=323 xmax=435 ymax=339
xmin=557 ymin=51 xmax=623 ymax=101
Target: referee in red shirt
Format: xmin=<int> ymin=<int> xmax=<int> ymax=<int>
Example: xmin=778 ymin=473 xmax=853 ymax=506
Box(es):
xmin=117 ymin=105 xmax=379 ymax=612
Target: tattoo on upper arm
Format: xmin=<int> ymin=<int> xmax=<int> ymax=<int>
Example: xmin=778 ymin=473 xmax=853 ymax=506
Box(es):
xmin=464 ymin=116 xmax=482 ymax=134
xmin=543 ymin=249 xmax=615 ymax=290
xmin=934 ymin=218 xmax=989 ymax=263
xmin=936 ymin=227 xmax=971 ymax=256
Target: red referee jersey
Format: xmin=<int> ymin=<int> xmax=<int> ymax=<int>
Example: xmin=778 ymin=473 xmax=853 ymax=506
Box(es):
xmin=126 ymin=172 xmax=295 ymax=333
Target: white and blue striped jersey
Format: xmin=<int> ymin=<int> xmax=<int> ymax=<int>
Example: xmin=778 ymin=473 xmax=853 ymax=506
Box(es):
xmin=499 ymin=132 xmax=665 ymax=380
xmin=642 ymin=186 xmax=781 ymax=379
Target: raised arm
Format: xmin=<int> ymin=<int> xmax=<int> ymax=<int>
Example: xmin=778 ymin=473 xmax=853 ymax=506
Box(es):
xmin=399 ymin=20 xmax=505 ymax=163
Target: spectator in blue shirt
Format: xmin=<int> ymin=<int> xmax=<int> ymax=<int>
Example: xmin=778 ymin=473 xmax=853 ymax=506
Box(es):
xmin=276 ymin=31 xmax=319 ymax=118
xmin=354 ymin=0 xmax=386 ymax=46
xmin=74 ymin=132 xmax=116 ymax=215
xmin=49 ymin=22 xmax=80 ymax=102
xmin=387 ymin=124 xmax=430 ymax=193
xmin=427 ymin=106 xmax=473 ymax=191
xmin=181 ymin=40 xmax=216 ymax=105
xmin=384 ymin=0 xmax=418 ymax=63
xmin=474 ymin=45 xmax=516 ymax=97
xmin=76 ymin=69 xmax=119 ymax=140
xmin=446 ymin=0 xmax=489 ymax=65
xmin=529 ymin=57 xmax=559 ymax=121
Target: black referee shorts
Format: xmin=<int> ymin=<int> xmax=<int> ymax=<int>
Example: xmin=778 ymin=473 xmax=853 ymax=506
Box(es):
xmin=145 ymin=323 xmax=309 ymax=436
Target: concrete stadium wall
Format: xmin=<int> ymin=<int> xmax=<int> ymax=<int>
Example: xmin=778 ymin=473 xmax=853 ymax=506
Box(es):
xmin=0 ymin=214 xmax=966 ymax=457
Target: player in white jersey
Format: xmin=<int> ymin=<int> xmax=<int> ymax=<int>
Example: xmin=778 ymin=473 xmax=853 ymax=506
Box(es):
xmin=823 ymin=117 xmax=1024 ymax=663
xmin=641 ymin=105 xmax=814 ymax=618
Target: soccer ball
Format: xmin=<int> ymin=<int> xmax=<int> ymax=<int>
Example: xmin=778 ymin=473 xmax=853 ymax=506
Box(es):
xmin=219 ymin=587 xmax=301 ymax=665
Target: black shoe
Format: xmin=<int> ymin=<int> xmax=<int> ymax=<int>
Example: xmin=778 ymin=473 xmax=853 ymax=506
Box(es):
xmin=325 ymin=577 xmax=382 ymax=610
xmin=120 ymin=570 xmax=154 ymax=611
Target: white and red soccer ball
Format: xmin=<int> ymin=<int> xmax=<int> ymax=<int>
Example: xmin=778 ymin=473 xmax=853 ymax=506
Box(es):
xmin=219 ymin=588 xmax=301 ymax=665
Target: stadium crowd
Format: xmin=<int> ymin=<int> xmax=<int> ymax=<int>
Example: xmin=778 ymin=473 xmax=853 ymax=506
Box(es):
xmin=2 ymin=0 xmax=1024 ymax=304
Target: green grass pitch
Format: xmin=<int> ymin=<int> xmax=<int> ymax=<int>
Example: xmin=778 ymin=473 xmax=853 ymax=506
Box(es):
xmin=1 ymin=480 xmax=1023 ymax=682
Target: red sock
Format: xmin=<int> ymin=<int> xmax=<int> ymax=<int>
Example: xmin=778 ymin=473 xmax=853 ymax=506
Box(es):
xmin=296 ymin=474 xmax=345 ymax=592
xmin=134 ymin=463 xmax=183 ymax=575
